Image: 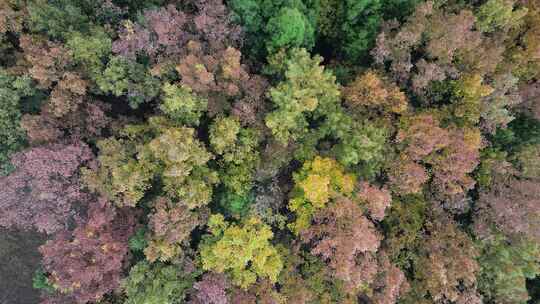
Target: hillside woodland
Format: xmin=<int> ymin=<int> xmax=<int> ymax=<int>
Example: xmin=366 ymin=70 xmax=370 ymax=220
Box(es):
xmin=0 ymin=0 xmax=539 ymax=303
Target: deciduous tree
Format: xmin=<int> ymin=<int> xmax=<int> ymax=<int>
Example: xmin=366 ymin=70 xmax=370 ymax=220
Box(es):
xmin=123 ymin=259 xmax=199 ymax=304
xmin=144 ymin=197 xmax=208 ymax=262
xmin=0 ymin=70 xmax=34 ymax=174
xmin=265 ymin=48 xmax=340 ymax=145
xmin=475 ymin=177 xmax=540 ymax=242
xmin=0 ymin=143 xmax=93 ymax=234
xmin=478 ymin=235 xmax=540 ymax=304
xmin=288 ymin=156 xmax=355 ymax=234
xmin=83 ymin=117 xmax=218 ymax=209
xmin=404 ymin=216 xmax=481 ymax=304
xmin=200 ymin=214 xmax=283 ymax=289
xmin=300 ymin=197 xmax=382 ymax=293
xmin=40 ymin=198 xmax=137 ymax=304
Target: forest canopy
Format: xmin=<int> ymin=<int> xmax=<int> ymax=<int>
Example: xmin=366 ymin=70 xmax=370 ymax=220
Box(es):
xmin=0 ymin=0 xmax=539 ymax=303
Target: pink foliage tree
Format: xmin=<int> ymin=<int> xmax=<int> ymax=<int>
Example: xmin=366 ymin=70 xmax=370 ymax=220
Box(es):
xmin=300 ymin=197 xmax=382 ymax=293
xmin=429 ymin=129 xmax=480 ymax=202
xmin=475 ymin=177 xmax=540 ymax=242
xmin=356 ymin=181 xmax=392 ymax=221
xmin=411 ymin=216 xmax=481 ymax=303
xmin=112 ymin=0 xmax=242 ymax=61
xmin=396 ymin=114 xmax=450 ymax=161
xmin=519 ymin=81 xmax=540 ymax=120
xmin=371 ymin=253 xmax=409 ymax=304
xmin=189 ymin=272 xmax=230 ymax=304
xmin=39 ymin=197 xmax=137 ymax=304
xmin=0 ymin=143 xmax=93 ymax=234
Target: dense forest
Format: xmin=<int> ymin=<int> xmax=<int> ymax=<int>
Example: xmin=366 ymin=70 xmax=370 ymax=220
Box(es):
xmin=0 ymin=0 xmax=539 ymax=303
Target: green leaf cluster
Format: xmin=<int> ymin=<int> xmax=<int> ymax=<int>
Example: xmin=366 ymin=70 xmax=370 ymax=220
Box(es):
xmin=265 ymin=48 xmax=340 ymax=144
xmin=382 ymin=194 xmax=427 ymax=268
xmin=229 ymin=0 xmax=318 ymax=58
xmin=476 ymin=0 xmax=528 ymax=33
xmin=478 ymin=236 xmax=540 ymax=304
xmin=475 ymin=147 xmax=508 ymax=188
xmin=217 ymin=190 xmax=254 ymax=219
xmin=229 ymin=0 xmax=417 ymax=61
xmin=264 ymin=49 xmax=387 ymax=175
xmin=200 ymin=214 xmax=283 ymax=289
xmin=0 ymin=70 xmax=34 ymax=174
xmin=128 ymin=228 xmax=149 ymax=253
xmin=160 ymin=83 xmax=207 ymax=126
xmin=83 ymin=116 xmax=218 ymax=208
xmin=513 ymin=144 xmax=540 ymax=179
xmin=328 ymin=0 xmax=383 ymax=61
xmin=32 ymin=268 xmax=55 ymax=294
xmin=82 ymin=137 xmax=155 ymax=207
xmin=66 ymin=27 xmax=112 ymax=77
xmin=27 ymin=0 xmax=90 ymax=39
xmin=210 ymin=116 xmax=261 ymax=195
xmin=265 ymin=7 xmax=315 ymax=54
xmin=123 ymin=261 xmax=199 ymax=304
xmin=492 ymin=113 xmax=540 ymax=154
xmin=96 ymin=56 xmax=160 ymax=108
xmin=326 ymin=115 xmax=388 ymax=176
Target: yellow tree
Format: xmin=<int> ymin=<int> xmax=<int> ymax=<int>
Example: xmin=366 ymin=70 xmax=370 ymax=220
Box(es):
xmin=200 ymin=214 xmax=283 ymax=289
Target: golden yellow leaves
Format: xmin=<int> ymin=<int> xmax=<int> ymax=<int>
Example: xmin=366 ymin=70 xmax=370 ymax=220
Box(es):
xmin=200 ymin=214 xmax=283 ymax=289
xmin=289 ymin=156 xmax=356 ymax=234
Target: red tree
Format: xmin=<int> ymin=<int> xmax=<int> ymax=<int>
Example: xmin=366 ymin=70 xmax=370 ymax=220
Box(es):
xmin=40 ymin=197 xmax=137 ymax=304
xmin=0 ymin=143 xmax=93 ymax=234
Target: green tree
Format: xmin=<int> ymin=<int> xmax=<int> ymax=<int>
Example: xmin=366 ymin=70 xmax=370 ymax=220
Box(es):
xmin=476 ymin=0 xmax=527 ymax=33
xmin=0 ymin=70 xmax=34 ymax=174
xmin=327 ymin=115 xmax=388 ymax=175
xmin=82 ymin=137 xmax=155 ymax=207
xmin=335 ymin=0 xmax=383 ymax=61
xmin=265 ymin=7 xmax=315 ymax=54
xmin=66 ymin=27 xmax=111 ymax=77
xmin=200 ymin=214 xmax=283 ymax=289
xmin=382 ymin=194 xmax=427 ymax=268
xmin=83 ymin=116 xmax=218 ymax=208
xmin=27 ymin=0 xmax=90 ymax=39
xmin=217 ymin=190 xmax=254 ymax=219
xmin=209 ymin=116 xmax=242 ymax=155
xmin=229 ymin=0 xmax=318 ymax=58
xmin=32 ymin=268 xmax=55 ymax=294
xmin=210 ymin=116 xmax=261 ymax=196
xmin=474 ymin=147 xmax=509 ymax=189
xmin=265 ymin=48 xmax=340 ymax=144
xmin=450 ymin=73 xmax=494 ymax=127
xmin=123 ymin=260 xmax=199 ymax=304
xmin=513 ymin=144 xmax=540 ymax=179
xmin=160 ymin=83 xmax=207 ymax=126
xmin=478 ymin=235 xmax=540 ymax=304
xmin=138 ymin=119 xmax=219 ymax=209
xmin=96 ymin=56 xmax=160 ymax=109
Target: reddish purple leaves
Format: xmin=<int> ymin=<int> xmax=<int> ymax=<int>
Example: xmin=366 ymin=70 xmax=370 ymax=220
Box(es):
xmin=39 ymin=198 xmax=136 ymax=304
xmin=0 ymin=143 xmax=93 ymax=234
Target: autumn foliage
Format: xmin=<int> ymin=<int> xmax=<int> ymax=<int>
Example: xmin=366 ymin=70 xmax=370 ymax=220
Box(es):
xmin=0 ymin=0 xmax=538 ymax=303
